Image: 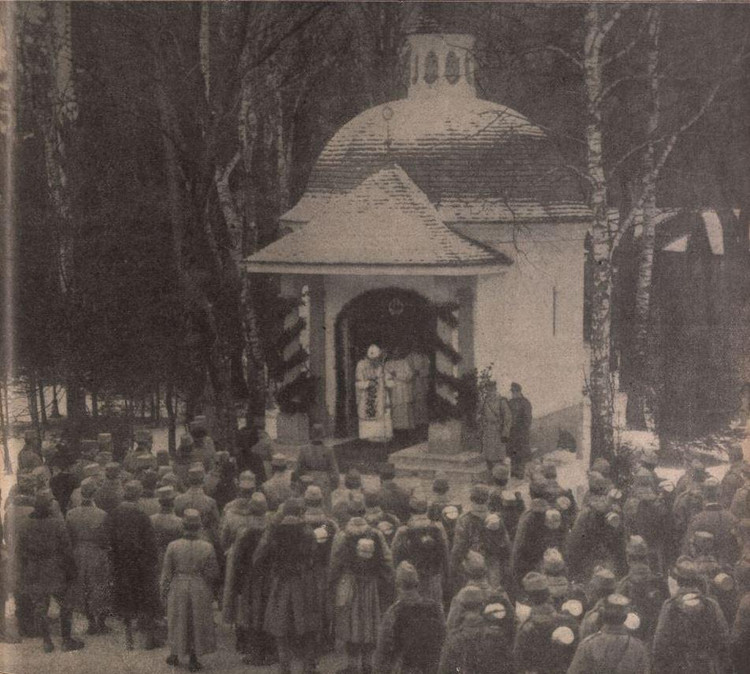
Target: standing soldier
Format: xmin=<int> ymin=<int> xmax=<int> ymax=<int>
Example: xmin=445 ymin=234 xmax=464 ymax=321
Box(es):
xmin=189 ymin=415 xmax=217 ymax=472
xmin=507 ymin=383 xmax=532 ymax=479
xmin=567 ymin=594 xmax=649 ymax=674
xmin=261 ymin=454 xmax=294 ymax=513
xmin=137 ymin=470 xmax=160 ymax=516
xmin=174 ymin=465 xmax=221 ymax=546
xmin=220 ymin=471 xmax=257 ymax=552
xmin=223 ymin=492 xmax=274 ymax=666
xmin=684 ymin=477 xmax=741 ymax=566
xmin=427 ymin=475 xmax=461 ymax=549
xmin=376 ymin=463 xmax=412 ymax=524
xmin=513 ymin=572 xmax=579 ymax=674
xmin=65 ymin=477 xmax=112 ymax=635
xmin=392 ymin=497 xmax=450 ymax=608
xmin=123 ymin=429 xmax=156 ymax=474
xmin=374 ymin=561 xmax=445 ymax=674
xmin=488 ymin=464 xmax=525 ymax=541
xmin=106 ymin=480 xmax=161 ymax=650
xmin=17 ymin=489 xmax=84 ymax=653
xmin=363 ymin=487 xmax=400 ymax=548
xmin=294 ymin=425 xmax=340 ymax=510
xmin=477 ymin=381 xmax=512 ymax=475
xmin=330 ymin=508 xmax=394 ymax=674
xmin=94 ymin=462 xmax=124 ymax=514
xmin=17 ymin=430 xmax=42 ymax=473
xmin=512 ymin=499 xmax=566 ymax=588
xmin=653 ymin=555 xmax=732 ymax=674
xmin=254 ymin=499 xmax=321 ymax=674
xmin=161 ymin=509 xmax=219 ymax=672
xmin=150 ymin=486 xmax=184 ymax=575
xmin=720 ymin=448 xmax=746 ymax=509
xmin=203 ymin=451 xmax=238 ymax=512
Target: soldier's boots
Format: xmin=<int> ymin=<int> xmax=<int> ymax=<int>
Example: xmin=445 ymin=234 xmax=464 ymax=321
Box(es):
xmin=61 ymin=637 xmax=85 ymax=652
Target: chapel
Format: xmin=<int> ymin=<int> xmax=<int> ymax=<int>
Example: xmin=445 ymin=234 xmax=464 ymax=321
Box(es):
xmin=244 ymin=11 xmax=592 ymax=468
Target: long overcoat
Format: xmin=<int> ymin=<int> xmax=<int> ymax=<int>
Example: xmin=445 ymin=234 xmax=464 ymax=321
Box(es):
xmin=106 ymin=501 xmax=160 ymax=618
xmin=222 ymin=520 xmax=269 ymax=630
xmin=161 ymin=535 xmax=219 ymax=657
xmin=65 ymin=502 xmax=112 ymax=615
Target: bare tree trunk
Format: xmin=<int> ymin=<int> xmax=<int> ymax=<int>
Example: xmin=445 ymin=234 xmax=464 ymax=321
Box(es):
xmin=584 ymin=4 xmax=616 ymax=464
xmin=631 ymin=8 xmax=661 ymax=432
xmin=0 ymin=380 xmax=12 ymax=474
xmin=91 ymin=390 xmax=98 ymax=418
xmin=165 ymin=381 xmax=177 ymax=456
xmin=51 ymin=383 xmax=61 ymax=418
xmin=27 ymin=372 xmax=40 ymax=431
xmin=38 ymin=379 xmax=47 ymax=428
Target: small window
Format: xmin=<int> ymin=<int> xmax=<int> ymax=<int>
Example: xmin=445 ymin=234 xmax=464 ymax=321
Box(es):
xmin=445 ymin=51 xmax=460 ymax=84
xmin=412 ymin=53 xmax=419 ymax=84
xmin=425 ymin=51 xmax=438 ymax=84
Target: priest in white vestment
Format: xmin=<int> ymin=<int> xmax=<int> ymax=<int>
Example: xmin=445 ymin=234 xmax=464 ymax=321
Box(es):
xmin=355 ymin=344 xmax=394 ymax=442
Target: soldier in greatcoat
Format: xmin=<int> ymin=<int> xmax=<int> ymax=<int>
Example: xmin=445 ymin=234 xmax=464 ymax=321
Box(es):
xmin=567 ymin=594 xmax=649 ymax=674
xmin=684 ymin=477 xmax=741 ymax=566
xmin=106 ymin=480 xmax=161 ymax=650
xmin=94 ymin=462 xmax=124 ymax=514
xmin=68 ymin=462 xmax=102 ymax=511
xmin=719 ymin=448 xmax=746 ymax=509
xmin=439 ymin=585 xmax=515 ymax=674
xmin=392 ymin=497 xmax=450 ymax=608
xmin=376 ymin=462 xmax=412 ymax=524
xmin=203 ymin=451 xmax=237 ymax=512
xmin=174 ymin=464 xmax=221 ymax=545
xmin=65 ymin=477 xmax=112 ymax=635
xmin=261 ymin=454 xmax=295 ymax=513
xmin=161 ymin=509 xmax=219 ymax=672
xmin=137 ymin=469 xmax=160 ymax=516
xmin=374 ymin=561 xmax=445 ymax=674
xmin=5 ymin=473 xmax=37 ymax=637
xmin=220 ymin=471 xmax=258 ymax=552
xmin=507 ymin=382 xmax=532 ymax=479
xmin=488 ymin=463 xmax=525 ymax=541
xmin=689 ymin=531 xmax=739 ymax=625
xmin=653 ymin=555 xmax=732 ymax=674
xmin=222 ymin=492 xmax=274 ymax=666
xmin=363 ymin=487 xmax=400 ymax=548
xmin=302 ymin=485 xmax=338 ymax=655
xmin=150 ymin=486 xmax=184 ymax=575
xmin=513 ymin=572 xmax=579 ymax=674
xmin=294 ymin=425 xmax=340 ymax=510
xmin=189 ymin=415 xmax=217 ymax=473
xmin=477 ymin=381 xmax=512 ymax=474
xmin=16 ymin=489 xmax=84 ymax=653
xmin=254 ymin=498 xmax=321 ymax=674
xmin=511 ymin=499 xmax=566 ymax=588
xmin=330 ymin=509 xmax=394 ymax=674
xmin=17 ymin=430 xmax=42 ymax=473
xmin=173 ymin=435 xmax=201 ymax=485
xmin=450 ymin=484 xmax=493 ymax=592
xmin=123 ymin=429 xmax=157 ymax=474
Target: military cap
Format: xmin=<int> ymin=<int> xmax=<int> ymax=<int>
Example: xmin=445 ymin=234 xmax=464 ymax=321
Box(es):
xmin=591 ymin=567 xmax=617 ymax=592
xmin=633 ymin=467 xmax=654 ymax=488
xmin=160 ymin=472 xmax=179 ymax=488
xmin=248 ymin=492 xmax=268 ymax=516
xmin=344 ymin=468 xmax=361 ymax=489
xmin=463 ymin=551 xmax=487 ymax=579
xmin=96 ymin=451 xmax=113 ymax=466
xmin=530 ymin=497 xmax=548 ymax=513
xmin=678 ymin=592 xmax=704 ymax=614
xmin=355 ymin=537 xmax=375 ymax=559
xmin=433 ymin=475 xmax=450 ymax=494
xmin=348 ymin=494 xmax=366 ymax=517
xmin=396 ymin=561 xmax=419 ymax=589
xmin=529 ymin=478 xmax=547 ymax=500
xmin=592 ymin=458 xmax=611 ymax=477
xmin=491 ymin=463 xmax=510 ymax=483
xmin=189 ymin=416 xmax=207 ymax=432
xmin=603 ymin=593 xmax=630 ymax=619
xmin=626 ymin=535 xmax=649 ymax=559
xmin=692 ymin=530 xmax=715 ymax=554
xmin=188 ymin=464 xmax=206 ymax=478
xmin=556 ymin=495 xmax=572 ymax=511
xmin=545 ymin=509 xmax=562 ymax=529
xmin=123 ymin=480 xmax=143 ymax=500
xmin=134 ymin=429 xmax=152 ymax=444
xmin=378 ymin=462 xmax=396 ymax=480
xmin=483 ymin=600 xmax=508 ymax=621
xmin=690 ymin=459 xmax=706 ymax=472
xmin=714 ymin=572 xmax=734 ymax=592
xmin=672 ymin=555 xmax=698 ymax=581
xmin=551 ymin=625 xmax=576 ymax=645
xmin=542 ymin=462 xmax=557 ymax=480
xmin=659 ymin=479 xmax=675 ymax=493
xmin=136 ymin=453 xmax=155 ymax=468
xmin=271 ymin=454 xmax=288 ymax=469
xmin=178 ymin=435 xmax=194 ymax=451
xmin=470 ymin=483 xmax=490 ymax=505
xmin=459 ymin=586 xmax=485 ymax=609
xmin=183 ymin=508 xmax=202 ymax=530
xmin=702 ymin=477 xmax=720 ymax=499
xmin=141 ymin=470 xmax=159 ymax=490
xmin=238 ymin=471 xmax=256 ymax=491
xmin=587 ymin=471 xmax=609 ymax=494
xmin=104 ymin=462 xmax=120 ymax=479
xmin=80 ymin=477 xmax=98 ymax=499
xmin=485 ymin=513 xmax=502 ymax=531
xmin=32 ymin=466 xmax=49 ymax=486
xmin=24 ymin=429 xmax=37 ymax=442
xmin=17 ymin=473 xmax=36 ymax=494
xmin=158 ymin=465 xmax=171 ymax=478
xmin=409 ymin=496 xmax=428 ymax=515
xmin=606 ymin=510 xmax=621 ymax=528
xmin=97 ymin=433 xmax=113 ymax=446
xmin=282 ymin=497 xmax=305 ymax=518
xmin=542 ymin=547 xmax=566 ymax=575
xmin=34 ymin=488 xmax=54 ymax=510
xmin=313 ymin=525 xmax=329 ymax=543
xmin=80 ymin=439 xmax=99 ymax=456
xmin=156 ymin=486 xmax=176 ymax=502
xmin=83 ymin=463 xmax=102 ymax=479
xmin=363 ymin=486 xmax=379 ymax=508
xmin=304 ymin=485 xmax=323 ymax=506
xmin=522 ymin=571 xmax=549 ymax=593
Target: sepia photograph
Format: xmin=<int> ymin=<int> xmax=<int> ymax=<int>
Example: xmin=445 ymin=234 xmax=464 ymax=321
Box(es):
xmin=0 ymin=1 xmax=749 ymax=672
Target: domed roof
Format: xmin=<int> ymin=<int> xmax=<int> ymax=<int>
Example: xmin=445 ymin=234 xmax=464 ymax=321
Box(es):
xmin=285 ymin=95 xmax=590 ymax=225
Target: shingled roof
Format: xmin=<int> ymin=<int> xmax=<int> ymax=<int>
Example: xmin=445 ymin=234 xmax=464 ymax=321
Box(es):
xmin=245 ymin=165 xmax=509 ymax=275
xmin=283 ymin=97 xmax=590 ymax=226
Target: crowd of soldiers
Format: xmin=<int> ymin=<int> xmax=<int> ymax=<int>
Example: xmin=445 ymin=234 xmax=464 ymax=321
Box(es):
xmin=3 ymin=419 xmax=750 ymax=674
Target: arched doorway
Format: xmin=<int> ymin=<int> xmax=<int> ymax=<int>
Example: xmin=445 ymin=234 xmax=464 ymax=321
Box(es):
xmin=335 ymin=288 xmax=435 ymax=438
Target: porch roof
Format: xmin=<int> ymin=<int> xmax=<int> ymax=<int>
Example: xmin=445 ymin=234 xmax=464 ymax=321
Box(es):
xmin=244 ymin=164 xmax=509 ymax=276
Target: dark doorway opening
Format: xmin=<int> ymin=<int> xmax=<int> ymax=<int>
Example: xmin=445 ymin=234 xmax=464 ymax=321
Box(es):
xmin=335 ymin=287 xmax=435 ymax=438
